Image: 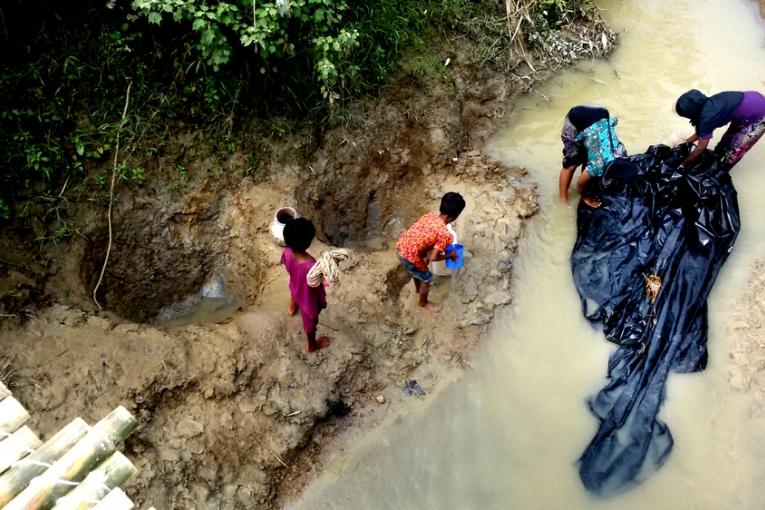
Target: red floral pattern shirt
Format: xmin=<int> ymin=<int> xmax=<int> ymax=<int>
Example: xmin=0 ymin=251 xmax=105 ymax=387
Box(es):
xmin=396 ymin=213 xmax=454 ymax=271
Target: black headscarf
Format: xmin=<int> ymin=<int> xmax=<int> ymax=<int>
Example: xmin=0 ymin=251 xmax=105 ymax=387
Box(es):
xmin=675 ymin=89 xmax=707 ymax=125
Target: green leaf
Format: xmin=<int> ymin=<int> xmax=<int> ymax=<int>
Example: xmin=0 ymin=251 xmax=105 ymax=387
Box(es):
xmin=148 ymin=12 xmax=162 ymax=24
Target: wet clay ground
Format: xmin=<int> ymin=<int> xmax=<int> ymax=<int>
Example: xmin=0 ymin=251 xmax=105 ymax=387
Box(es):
xmin=0 ymin=54 xmax=538 ymax=510
xmin=727 ymin=260 xmax=765 ymax=494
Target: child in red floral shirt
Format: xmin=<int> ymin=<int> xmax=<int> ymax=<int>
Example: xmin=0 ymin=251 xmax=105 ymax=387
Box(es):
xmin=396 ymin=192 xmax=465 ymax=312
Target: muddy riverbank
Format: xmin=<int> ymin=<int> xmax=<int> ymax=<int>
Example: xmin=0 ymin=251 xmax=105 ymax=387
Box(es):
xmin=287 ymin=1 xmax=765 ymax=508
xmin=0 ymin=18 xmax=615 ymax=510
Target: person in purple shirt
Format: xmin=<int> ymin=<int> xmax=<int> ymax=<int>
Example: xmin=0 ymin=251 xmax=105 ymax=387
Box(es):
xmin=676 ymin=89 xmax=765 ymax=170
xmin=281 ymin=217 xmax=329 ymax=353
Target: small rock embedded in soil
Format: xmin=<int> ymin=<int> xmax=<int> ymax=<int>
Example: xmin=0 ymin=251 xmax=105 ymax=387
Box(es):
xmin=485 ymin=290 xmax=512 ymax=306
xmin=177 ymin=418 xmax=205 ymax=438
xmin=375 ymin=395 xmax=386 ymax=404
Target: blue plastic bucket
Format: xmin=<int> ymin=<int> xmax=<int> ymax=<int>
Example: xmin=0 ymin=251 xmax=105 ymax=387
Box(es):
xmin=444 ymin=244 xmax=464 ymax=270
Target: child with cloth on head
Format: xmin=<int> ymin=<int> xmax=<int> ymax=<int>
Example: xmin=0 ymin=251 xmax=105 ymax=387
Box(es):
xmin=396 ymin=192 xmax=466 ymax=312
xmin=281 ymin=217 xmax=330 ymax=353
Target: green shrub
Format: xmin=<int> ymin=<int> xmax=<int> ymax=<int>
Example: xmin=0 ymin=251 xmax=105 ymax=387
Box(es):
xmin=0 ymin=199 xmax=10 ymax=220
xmin=0 ymin=0 xmax=595 ymax=226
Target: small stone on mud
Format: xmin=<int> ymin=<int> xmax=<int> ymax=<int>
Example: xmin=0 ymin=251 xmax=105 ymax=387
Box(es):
xmin=158 ymin=446 xmax=181 ymax=462
xmin=485 ymin=291 xmax=512 ymax=306
xmin=460 ymin=277 xmax=479 ymax=304
xmin=239 ymin=402 xmax=257 ymax=414
xmin=177 ymin=418 xmax=205 ymax=437
xmin=85 ymin=315 xmax=110 ymax=329
xmin=429 ymin=127 xmax=447 ymax=152
xmin=375 ymin=395 xmax=386 ymax=404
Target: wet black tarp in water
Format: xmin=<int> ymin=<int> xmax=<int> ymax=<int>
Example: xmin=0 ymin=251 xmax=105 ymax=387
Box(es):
xmin=572 ymin=144 xmax=740 ymax=495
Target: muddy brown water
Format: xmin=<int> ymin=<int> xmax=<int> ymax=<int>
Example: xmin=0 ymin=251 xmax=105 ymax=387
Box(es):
xmin=287 ymin=1 xmax=765 ymax=508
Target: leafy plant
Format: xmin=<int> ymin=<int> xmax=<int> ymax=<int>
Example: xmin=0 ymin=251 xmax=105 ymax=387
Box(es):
xmin=244 ymin=153 xmax=261 ymax=175
xmin=116 ymin=163 xmax=146 ymax=183
xmin=131 ymin=167 xmax=146 ymax=182
xmin=0 ymin=199 xmax=10 ymax=220
xmin=174 ymin=163 xmax=189 ymax=182
xmin=534 ymin=0 xmax=590 ymax=26
xmin=405 ymin=55 xmax=445 ymax=88
xmin=0 ymin=0 xmax=601 ymax=238
xmin=128 ymin=0 xmax=360 ymax=105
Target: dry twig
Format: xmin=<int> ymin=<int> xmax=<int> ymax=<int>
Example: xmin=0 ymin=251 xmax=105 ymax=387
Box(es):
xmin=93 ymin=81 xmax=132 ymax=310
xmin=506 ymin=0 xmax=536 ymax=72
xmin=0 ymin=356 xmax=17 ymax=387
xmin=252 ymin=434 xmax=289 ymax=468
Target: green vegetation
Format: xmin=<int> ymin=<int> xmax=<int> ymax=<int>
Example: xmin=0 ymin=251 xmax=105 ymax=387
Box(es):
xmin=0 ymin=0 xmax=595 ymax=231
xmin=533 ymin=0 xmax=594 ymax=31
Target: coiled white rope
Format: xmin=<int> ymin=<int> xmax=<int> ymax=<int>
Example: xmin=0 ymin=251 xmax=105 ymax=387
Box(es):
xmin=306 ymin=249 xmax=350 ymax=288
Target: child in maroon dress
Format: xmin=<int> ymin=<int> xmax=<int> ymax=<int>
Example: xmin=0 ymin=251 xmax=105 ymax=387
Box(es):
xmin=281 ymin=218 xmax=330 ymax=353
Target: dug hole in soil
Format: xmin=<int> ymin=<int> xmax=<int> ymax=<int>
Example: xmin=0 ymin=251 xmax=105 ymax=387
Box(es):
xmin=0 ymin=26 xmax=614 ymax=509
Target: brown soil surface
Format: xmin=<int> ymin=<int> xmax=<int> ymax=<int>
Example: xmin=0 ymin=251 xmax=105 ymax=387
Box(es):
xmin=0 ymin=21 xmax=615 ymax=510
xmin=728 ymin=262 xmax=765 ymax=409
xmin=726 ymin=260 xmax=765 ymax=496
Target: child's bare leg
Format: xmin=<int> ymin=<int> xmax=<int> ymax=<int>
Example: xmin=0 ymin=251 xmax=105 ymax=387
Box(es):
xmin=418 ymin=281 xmax=441 ymax=312
xmin=288 ymin=298 xmax=298 ymax=316
xmin=306 ymin=329 xmax=317 ymax=352
xmin=413 ymin=278 xmax=421 ymax=293
xmin=305 ymin=319 xmax=331 ymax=353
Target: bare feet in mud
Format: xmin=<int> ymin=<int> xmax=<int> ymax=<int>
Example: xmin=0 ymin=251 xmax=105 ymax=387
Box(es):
xmin=420 ymin=302 xmax=442 ymax=312
xmin=307 ymin=336 xmax=331 ymax=353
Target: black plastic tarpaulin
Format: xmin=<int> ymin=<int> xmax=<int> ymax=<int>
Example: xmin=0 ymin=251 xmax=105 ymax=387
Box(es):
xmin=571 ymin=144 xmax=740 ymax=495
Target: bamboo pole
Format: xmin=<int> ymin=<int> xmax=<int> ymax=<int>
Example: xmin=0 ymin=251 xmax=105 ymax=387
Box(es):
xmin=90 ymin=488 xmax=134 ymax=510
xmin=0 ymin=426 xmax=42 ymax=474
xmin=51 ymin=452 xmax=136 ymax=510
xmin=0 ymin=380 xmax=10 ymax=400
xmin=0 ymin=396 xmax=29 ymax=434
xmin=0 ymin=418 xmax=89 ymax=507
xmin=4 ymin=406 xmax=138 ymax=510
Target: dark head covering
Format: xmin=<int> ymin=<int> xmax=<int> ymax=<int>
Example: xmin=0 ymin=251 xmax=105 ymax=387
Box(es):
xmin=567 ymin=105 xmax=609 ymax=131
xmin=675 ymin=89 xmax=708 ymax=124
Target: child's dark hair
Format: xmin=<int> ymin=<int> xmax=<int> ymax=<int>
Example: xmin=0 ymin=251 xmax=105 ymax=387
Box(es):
xmin=283 ymin=217 xmax=316 ymax=252
xmin=440 ymin=192 xmax=466 ymax=218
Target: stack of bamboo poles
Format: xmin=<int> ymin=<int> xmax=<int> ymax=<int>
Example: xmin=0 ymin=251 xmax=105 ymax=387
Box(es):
xmin=0 ymin=380 xmax=151 ymax=509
